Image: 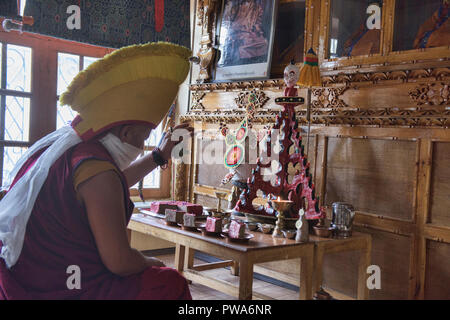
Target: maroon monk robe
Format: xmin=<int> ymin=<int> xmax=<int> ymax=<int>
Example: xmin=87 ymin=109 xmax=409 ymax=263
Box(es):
xmin=0 ymin=140 xmax=191 ymax=300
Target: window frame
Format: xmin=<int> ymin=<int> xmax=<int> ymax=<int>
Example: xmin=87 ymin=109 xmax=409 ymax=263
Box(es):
xmin=0 ymin=41 xmax=33 ymax=185
xmin=129 ymin=120 xmax=172 ymax=200
xmin=0 ymin=25 xmax=171 ymax=199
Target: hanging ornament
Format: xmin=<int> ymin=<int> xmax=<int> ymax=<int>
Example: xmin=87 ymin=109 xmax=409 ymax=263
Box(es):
xmin=235 ymin=117 xmax=248 ymax=143
xmin=219 ymin=123 xmax=229 ymax=137
xmin=284 ymin=61 xmax=300 ymax=88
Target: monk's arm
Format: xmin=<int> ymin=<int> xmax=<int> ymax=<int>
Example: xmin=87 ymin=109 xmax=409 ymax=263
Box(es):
xmin=122 ymin=152 xmax=159 ymax=187
xmin=122 ymin=123 xmax=194 ymax=187
xmin=78 ymin=170 xmax=165 ymax=277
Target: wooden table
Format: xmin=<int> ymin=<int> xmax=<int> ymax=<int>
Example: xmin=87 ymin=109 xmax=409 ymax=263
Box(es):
xmin=128 ymin=213 xmax=315 ymax=300
xmin=309 ymin=231 xmax=372 ymax=300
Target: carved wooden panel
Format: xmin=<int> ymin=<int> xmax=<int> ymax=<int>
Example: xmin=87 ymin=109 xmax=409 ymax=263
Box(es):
xmin=324 ymin=137 xmax=417 ymax=221
xmin=322 ymin=227 xmax=411 ymax=300
xmin=410 ymin=82 xmax=449 ymax=106
xmin=425 ymin=240 xmax=450 ymax=299
xmin=185 ymin=73 xmax=449 ymax=129
xmin=429 ymin=142 xmax=450 ymax=227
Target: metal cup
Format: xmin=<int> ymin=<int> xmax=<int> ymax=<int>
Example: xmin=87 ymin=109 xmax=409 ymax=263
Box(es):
xmin=331 ymin=202 xmax=355 ymax=238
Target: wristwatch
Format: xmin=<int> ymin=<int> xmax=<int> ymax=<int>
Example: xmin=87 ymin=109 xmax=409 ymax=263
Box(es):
xmin=152 ymin=147 xmax=168 ymax=169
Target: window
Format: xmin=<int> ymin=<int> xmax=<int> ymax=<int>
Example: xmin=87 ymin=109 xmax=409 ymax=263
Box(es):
xmin=327 ymin=0 xmax=382 ymax=58
xmin=0 ymin=42 xmax=32 ymax=186
xmin=0 ymin=29 xmax=171 ymax=199
xmin=57 ymin=53 xmax=99 ymax=129
xmin=56 ymin=51 xmax=169 ymax=199
xmin=143 ymin=123 xmax=163 ymax=189
xmin=129 ymin=121 xmax=172 ymax=200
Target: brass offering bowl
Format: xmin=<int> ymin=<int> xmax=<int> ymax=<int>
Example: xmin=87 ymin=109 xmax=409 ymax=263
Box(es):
xmin=214 ymin=191 xmax=228 ymax=213
xmin=270 ymin=199 xmax=294 ymax=213
xmin=258 ymin=223 xmax=274 ymax=234
xmin=271 ymin=199 xmax=294 ymax=238
xmin=282 ymin=229 xmax=297 ymax=239
xmin=313 ymin=218 xmax=333 ymax=238
xmin=245 ymin=222 xmax=258 ymax=231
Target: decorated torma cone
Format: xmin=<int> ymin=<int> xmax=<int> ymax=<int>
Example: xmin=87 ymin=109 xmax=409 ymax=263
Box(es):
xmin=233 ymin=62 xmax=323 ymax=220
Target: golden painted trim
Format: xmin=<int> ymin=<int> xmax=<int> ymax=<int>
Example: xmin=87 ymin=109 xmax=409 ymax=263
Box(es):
xmin=190 ymin=91 xmax=206 ymax=111
xmin=353 ymin=211 xmax=415 ymax=236
xmin=190 ymin=79 xmax=285 ymax=92
xmin=234 ymin=89 xmax=270 ymax=110
xmin=409 ymin=82 xmax=449 ymax=106
xmin=189 ymin=67 xmax=450 ymax=92
xmin=423 ymin=224 xmax=450 ymax=244
xmin=181 ymin=106 xmax=449 ymax=128
xmin=382 ymin=0 xmax=395 ymax=55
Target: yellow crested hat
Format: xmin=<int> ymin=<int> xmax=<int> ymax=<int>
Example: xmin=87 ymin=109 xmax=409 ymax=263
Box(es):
xmin=59 ymin=42 xmax=191 ymax=140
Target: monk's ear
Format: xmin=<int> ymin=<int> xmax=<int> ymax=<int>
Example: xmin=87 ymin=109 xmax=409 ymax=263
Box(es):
xmin=118 ymin=125 xmax=133 ymax=142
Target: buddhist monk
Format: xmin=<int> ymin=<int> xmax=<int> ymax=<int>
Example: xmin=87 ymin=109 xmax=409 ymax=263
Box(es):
xmin=0 ymin=42 xmax=193 ymax=300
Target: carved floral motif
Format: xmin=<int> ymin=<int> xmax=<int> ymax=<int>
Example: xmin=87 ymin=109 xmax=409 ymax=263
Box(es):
xmin=181 ymin=106 xmax=449 ymax=128
xmin=185 ymin=67 xmax=449 ymax=128
xmin=190 ymin=91 xmax=206 ymax=111
xmin=409 ymin=82 xmax=449 ymax=106
xmin=311 ymin=86 xmax=350 ymax=109
xmin=234 ymin=90 xmax=270 ymax=110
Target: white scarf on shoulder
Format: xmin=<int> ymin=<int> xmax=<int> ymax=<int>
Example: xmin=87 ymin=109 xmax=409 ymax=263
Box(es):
xmin=99 ymin=133 xmax=143 ymax=171
xmin=0 ymin=127 xmax=143 ymax=268
xmin=0 ymin=126 xmax=82 ymax=268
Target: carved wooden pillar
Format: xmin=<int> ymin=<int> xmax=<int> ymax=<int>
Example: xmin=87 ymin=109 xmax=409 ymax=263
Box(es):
xmin=174 ymin=160 xmax=187 ymax=201
xmin=196 ymin=0 xmax=218 ymax=83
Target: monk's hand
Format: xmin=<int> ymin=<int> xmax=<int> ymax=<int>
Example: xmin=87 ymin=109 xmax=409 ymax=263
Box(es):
xmin=146 ymin=257 xmax=166 ymax=268
xmin=159 ymin=123 xmax=193 ymax=161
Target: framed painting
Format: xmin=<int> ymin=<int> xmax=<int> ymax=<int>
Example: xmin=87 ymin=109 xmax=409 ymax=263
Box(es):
xmin=393 ymin=0 xmax=449 ymax=52
xmin=214 ymin=0 xmax=278 ymax=82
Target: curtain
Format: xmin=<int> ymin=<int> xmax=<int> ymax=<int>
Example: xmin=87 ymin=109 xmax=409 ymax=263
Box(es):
xmin=23 ymin=0 xmax=190 ymax=49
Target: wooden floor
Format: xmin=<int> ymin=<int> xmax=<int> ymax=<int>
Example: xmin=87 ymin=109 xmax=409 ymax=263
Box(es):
xmin=156 ymin=253 xmax=299 ymax=300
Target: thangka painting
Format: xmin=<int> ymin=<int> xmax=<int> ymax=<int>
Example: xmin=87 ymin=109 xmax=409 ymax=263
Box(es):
xmin=23 ymin=0 xmax=190 ymax=49
xmin=214 ymin=0 xmax=277 ymax=81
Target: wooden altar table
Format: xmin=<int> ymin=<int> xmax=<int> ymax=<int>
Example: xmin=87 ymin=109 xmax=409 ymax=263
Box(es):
xmin=128 ymin=213 xmax=315 ymax=300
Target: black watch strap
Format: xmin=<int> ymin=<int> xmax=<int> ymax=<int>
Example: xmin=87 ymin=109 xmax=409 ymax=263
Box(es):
xmin=152 ymin=148 xmax=168 ymax=167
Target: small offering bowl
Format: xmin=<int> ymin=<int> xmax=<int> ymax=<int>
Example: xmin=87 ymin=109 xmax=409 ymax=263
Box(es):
xmin=282 ymin=229 xmax=297 ymax=239
xmin=258 ymin=223 xmax=274 ymax=234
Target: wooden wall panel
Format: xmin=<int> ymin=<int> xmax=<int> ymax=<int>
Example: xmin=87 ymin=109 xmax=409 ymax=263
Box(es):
xmin=425 ymin=240 xmax=450 ymax=299
xmin=322 ymin=250 xmax=359 ymax=299
xmin=197 ymin=164 xmax=231 ymax=189
xmin=323 ymin=226 xmax=411 ymax=300
xmin=186 ymin=0 xmax=450 ymax=300
xmin=429 ymin=142 xmax=450 ymax=227
xmin=198 ymin=88 xmax=309 ymax=111
xmin=195 ymin=194 xmax=229 ymax=211
xmin=325 ymin=137 xmax=417 ymax=221
xmin=339 ymin=83 xmax=428 ymax=110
